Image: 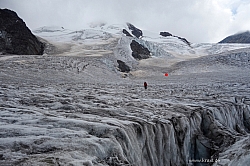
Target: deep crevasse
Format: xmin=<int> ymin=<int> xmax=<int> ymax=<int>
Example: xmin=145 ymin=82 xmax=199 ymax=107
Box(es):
xmin=108 ymin=99 xmax=250 ymax=166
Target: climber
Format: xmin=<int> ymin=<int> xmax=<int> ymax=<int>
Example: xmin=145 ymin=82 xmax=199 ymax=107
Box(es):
xmin=144 ymin=82 xmax=147 ymax=90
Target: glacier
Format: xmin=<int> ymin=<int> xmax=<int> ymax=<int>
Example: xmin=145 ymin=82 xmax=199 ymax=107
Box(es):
xmin=0 ymin=24 xmax=250 ymax=166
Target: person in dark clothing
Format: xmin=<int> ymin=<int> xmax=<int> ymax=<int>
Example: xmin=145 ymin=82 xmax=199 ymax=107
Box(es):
xmin=144 ymin=82 xmax=147 ymax=89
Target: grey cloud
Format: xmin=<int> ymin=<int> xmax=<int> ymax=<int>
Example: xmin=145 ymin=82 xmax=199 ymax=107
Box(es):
xmin=1 ymin=0 xmax=250 ymax=43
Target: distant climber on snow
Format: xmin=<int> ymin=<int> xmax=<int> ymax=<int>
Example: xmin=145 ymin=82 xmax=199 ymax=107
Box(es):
xmin=144 ymin=82 xmax=147 ymax=90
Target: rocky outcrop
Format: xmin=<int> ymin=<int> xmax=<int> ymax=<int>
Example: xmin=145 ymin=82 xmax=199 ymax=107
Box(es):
xmin=160 ymin=31 xmax=172 ymax=37
xmin=160 ymin=31 xmax=191 ymax=46
xmin=130 ymin=40 xmax=151 ymax=60
xmin=117 ymin=60 xmax=130 ymax=72
xmin=0 ymin=9 xmax=44 ymax=55
xmin=127 ymin=23 xmax=143 ymax=38
xmin=122 ymin=29 xmax=133 ymax=37
xmin=219 ymin=31 xmax=250 ymax=43
xmin=176 ymin=36 xmax=191 ymax=46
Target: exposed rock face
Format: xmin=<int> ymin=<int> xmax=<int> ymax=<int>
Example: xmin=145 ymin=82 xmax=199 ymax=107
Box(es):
xmin=122 ymin=29 xmax=133 ymax=37
xmin=160 ymin=31 xmax=172 ymax=37
xmin=160 ymin=31 xmax=191 ymax=46
xmin=117 ymin=60 xmax=130 ymax=72
xmin=127 ymin=23 xmax=143 ymax=38
xmin=176 ymin=36 xmax=191 ymax=46
xmin=219 ymin=31 xmax=250 ymax=43
xmin=0 ymin=9 xmax=44 ymax=55
xmin=130 ymin=40 xmax=151 ymax=60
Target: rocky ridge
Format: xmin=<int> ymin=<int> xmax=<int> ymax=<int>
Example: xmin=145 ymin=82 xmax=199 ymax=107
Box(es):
xmin=0 ymin=9 xmax=44 ymax=55
xmin=160 ymin=31 xmax=191 ymax=46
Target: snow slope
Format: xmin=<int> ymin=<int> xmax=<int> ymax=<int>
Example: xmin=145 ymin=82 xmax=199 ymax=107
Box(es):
xmin=0 ymin=23 xmax=250 ymax=166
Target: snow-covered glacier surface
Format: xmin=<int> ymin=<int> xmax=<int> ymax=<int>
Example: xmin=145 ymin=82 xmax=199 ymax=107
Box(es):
xmin=0 ymin=24 xmax=250 ymax=166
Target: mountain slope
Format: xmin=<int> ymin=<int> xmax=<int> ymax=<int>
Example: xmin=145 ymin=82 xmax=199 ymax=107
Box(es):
xmin=0 ymin=9 xmax=44 ymax=55
xmin=219 ymin=31 xmax=250 ymax=43
xmin=31 ymin=24 xmax=250 ymax=80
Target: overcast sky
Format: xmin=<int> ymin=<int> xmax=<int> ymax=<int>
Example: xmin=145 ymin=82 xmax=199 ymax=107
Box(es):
xmin=1 ymin=0 xmax=250 ymax=43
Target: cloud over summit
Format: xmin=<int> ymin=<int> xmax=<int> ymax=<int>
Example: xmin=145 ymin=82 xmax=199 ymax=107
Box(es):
xmin=1 ymin=0 xmax=250 ymax=43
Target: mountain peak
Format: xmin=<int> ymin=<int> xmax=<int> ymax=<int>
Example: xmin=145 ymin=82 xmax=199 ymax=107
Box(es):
xmin=219 ymin=31 xmax=250 ymax=43
xmin=126 ymin=23 xmax=143 ymax=38
xmin=0 ymin=8 xmax=44 ymax=55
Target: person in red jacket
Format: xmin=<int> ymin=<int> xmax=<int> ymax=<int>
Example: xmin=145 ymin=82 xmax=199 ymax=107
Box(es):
xmin=144 ymin=82 xmax=147 ymax=90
